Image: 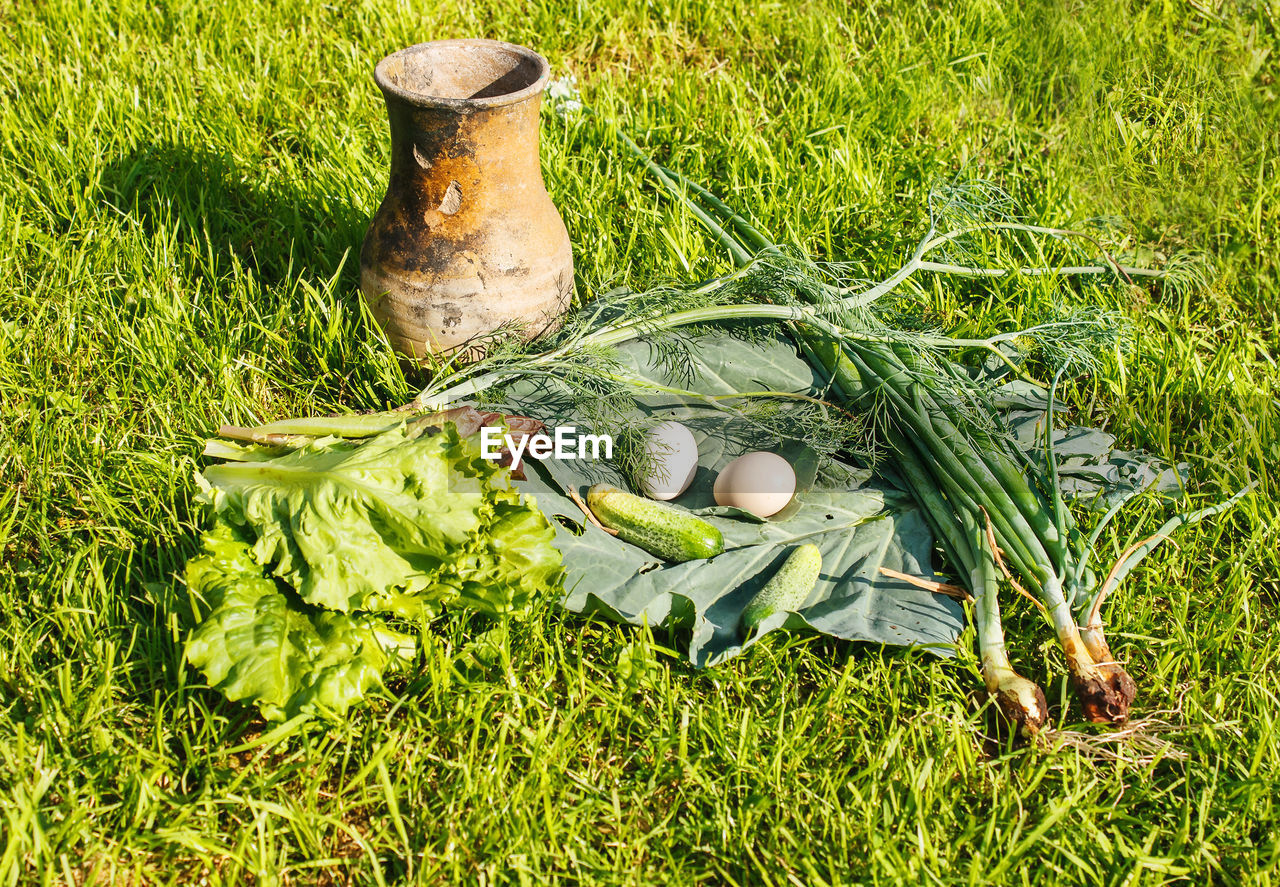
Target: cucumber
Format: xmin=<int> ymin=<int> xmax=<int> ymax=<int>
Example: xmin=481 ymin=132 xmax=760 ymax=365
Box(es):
xmin=587 ymin=483 xmax=724 ymax=562
xmin=741 ymin=543 xmax=822 ymax=633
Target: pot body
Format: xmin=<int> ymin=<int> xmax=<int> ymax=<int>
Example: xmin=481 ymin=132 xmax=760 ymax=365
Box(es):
xmin=361 ymin=40 xmax=574 ymax=360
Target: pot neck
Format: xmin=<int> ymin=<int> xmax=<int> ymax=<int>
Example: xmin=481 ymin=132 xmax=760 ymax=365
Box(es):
xmin=382 ymin=93 xmax=544 ymax=189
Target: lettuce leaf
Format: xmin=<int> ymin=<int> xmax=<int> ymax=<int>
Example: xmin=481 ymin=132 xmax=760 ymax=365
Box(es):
xmin=445 ymin=496 xmax=565 ymax=618
xmin=196 ymin=423 xmax=560 ymax=618
xmin=185 ymin=420 xmax=563 ymax=721
xmin=185 ymin=521 xmax=417 ymax=721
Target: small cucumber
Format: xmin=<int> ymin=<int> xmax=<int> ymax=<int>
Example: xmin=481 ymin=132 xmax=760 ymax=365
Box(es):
xmin=587 ymin=483 xmax=724 ymax=562
xmin=741 ymin=543 xmax=822 ymax=633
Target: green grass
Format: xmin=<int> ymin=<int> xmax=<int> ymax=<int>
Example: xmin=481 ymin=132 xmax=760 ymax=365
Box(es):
xmin=2 ymin=0 xmax=1279 ymax=882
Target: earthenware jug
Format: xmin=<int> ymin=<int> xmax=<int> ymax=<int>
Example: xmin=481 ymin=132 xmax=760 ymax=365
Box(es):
xmin=360 ymin=39 xmax=574 ymax=360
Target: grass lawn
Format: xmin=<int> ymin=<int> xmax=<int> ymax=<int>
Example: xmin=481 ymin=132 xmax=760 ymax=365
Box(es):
xmin=3 ymin=0 xmax=1279 ymax=882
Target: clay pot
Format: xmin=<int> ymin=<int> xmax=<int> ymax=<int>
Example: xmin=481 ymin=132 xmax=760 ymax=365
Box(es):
xmin=361 ymin=40 xmax=574 ymax=360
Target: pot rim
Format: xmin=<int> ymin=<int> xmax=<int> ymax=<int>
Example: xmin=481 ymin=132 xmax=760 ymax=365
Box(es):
xmin=374 ymin=39 xmax=551 ymax=110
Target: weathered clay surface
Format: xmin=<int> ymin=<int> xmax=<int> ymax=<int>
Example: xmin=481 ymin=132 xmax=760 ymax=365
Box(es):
xmin=361 ymin=40 xmax=574 ymax=361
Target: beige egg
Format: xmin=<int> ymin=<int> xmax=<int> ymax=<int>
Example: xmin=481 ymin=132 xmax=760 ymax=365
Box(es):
xmin=713 ymin=451 xmax=795 ymax=518
xmin=640 ymin=421 xmax=699 ymax=500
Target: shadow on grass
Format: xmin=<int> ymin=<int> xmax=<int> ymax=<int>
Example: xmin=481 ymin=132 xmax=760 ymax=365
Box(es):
xmin=96 ymin=140 xmax=369 ymax=292
xmin=73 ymin=143 xmax=399 ymax=743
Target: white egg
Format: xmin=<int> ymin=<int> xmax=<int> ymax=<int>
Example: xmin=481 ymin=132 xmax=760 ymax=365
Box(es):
xmin=639 ymin=421 xmax=699 ymax=500
xmin=713 ymin=451 xmax=795 ymax=518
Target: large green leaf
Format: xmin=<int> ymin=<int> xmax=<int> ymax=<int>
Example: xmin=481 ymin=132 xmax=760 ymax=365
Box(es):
xmin=526 ymin=458 xmax=959 ymax=666
xmin=502 ymin=333 xmax=966 ymax=664
xmin=994 ymin=380 xmax=1187 ymax=506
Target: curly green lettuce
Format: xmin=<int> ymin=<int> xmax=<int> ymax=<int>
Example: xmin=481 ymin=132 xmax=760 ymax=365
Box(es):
xmin=195 ymin=423 xmax=561 ymax=618
xmin=185 ymin=521 xmax=418 ymax=721
xmin=185 ymin=421 xmax=563 ymax=721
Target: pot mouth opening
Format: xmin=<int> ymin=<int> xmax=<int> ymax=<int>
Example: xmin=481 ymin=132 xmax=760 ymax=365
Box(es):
xmin=375 ymin=40 xmax=550 ymax=109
